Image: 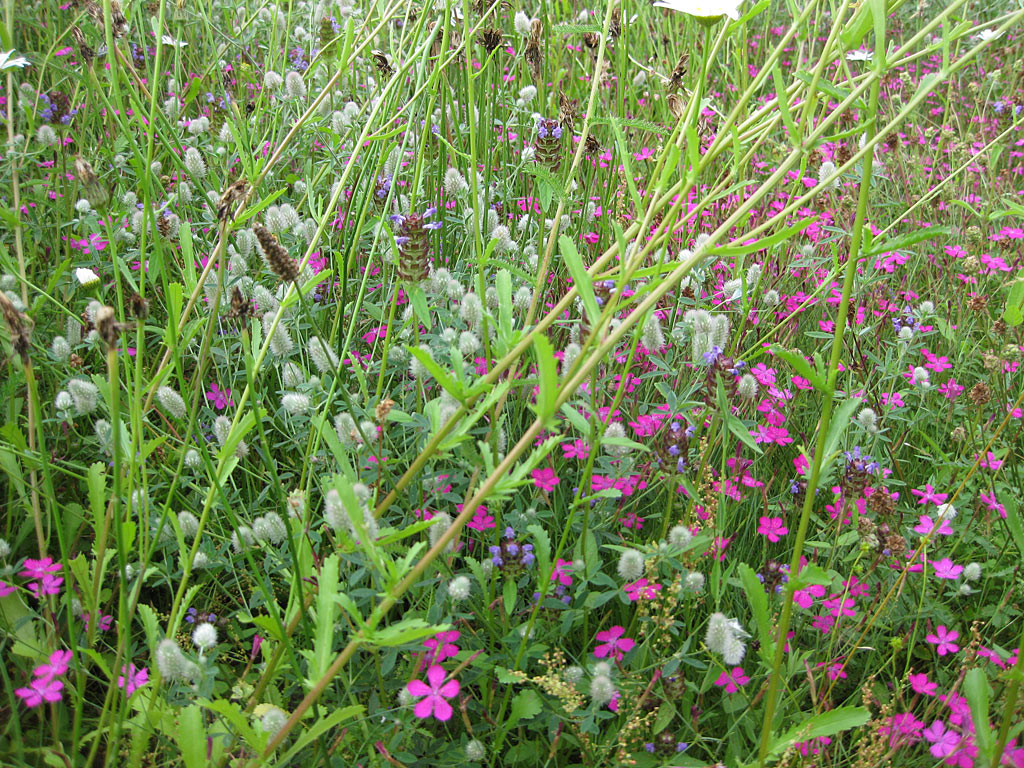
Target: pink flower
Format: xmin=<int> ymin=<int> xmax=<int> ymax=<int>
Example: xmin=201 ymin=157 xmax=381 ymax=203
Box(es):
xmin=422 ymin=631 xmax=460 ymax=668
xmin=466 ymin=509 xmax=496 ymax=531
xmin=33 ymin=650 xmax=72 ymax=681
xmin=913 ymin=515 xmax=953 ymax=536
xmin=531 ymin=467 xmax=560 ymax=492
xmin=19 ymin=557 xmax=61 ymax=580
xmin=713 ymin=667 xmax=750 ymax=693
xmin=562 ymin=439 xmax=590 ymax=460
xmin=911 ymin=484 xmax=948 ymax=505
xmin=407 ymin=665 xmax=460 ymax=721
xmin=624 ymin=579 xmax=661 ymax=602
xmin=930 ymin=557 xmax=963 ymax=580
xmin=757 ymin=516 xmax=789 ymax=542
xmin=551 ymin=559 xmax=573 ymax=587
xmin=593 ymin=626 xmax=635 ymax=662
xmin=922 ymin=720 xmax=962 ymax=759
xmin=909 ymin=672 xmax=937 ymax=696
xmin=83 ymin=612 xmax=113 ymax=632
xmin=205 ymin=383 xmax=233 ymax=410
xmin=25 ymin=574 xmax=64 ymax=598
xmin=980 ymin=491 xmax=1006 ymax=518
xmin=118 ymin=664 xmax=149 ymax=695
xmin=926 ymin=625 xmax=960 ymax=656
xmin=16 ymin=676 xmax=64 ymax=707
xmin=979 ymin=451 xmax=1004 ymax=470
xmin=822 ymin=594 xmax=856 ymax=618
xmin=0 ymin=580 xmax=16 ymax=597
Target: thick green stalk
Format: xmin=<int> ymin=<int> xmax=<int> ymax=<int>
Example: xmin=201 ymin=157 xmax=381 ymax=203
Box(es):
xmin=755 ymin=72 xmax=883 ymax=768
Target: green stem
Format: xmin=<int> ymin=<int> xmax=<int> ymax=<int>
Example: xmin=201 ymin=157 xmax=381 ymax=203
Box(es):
xmin=755 ymin=70 xmax=882 ymax=768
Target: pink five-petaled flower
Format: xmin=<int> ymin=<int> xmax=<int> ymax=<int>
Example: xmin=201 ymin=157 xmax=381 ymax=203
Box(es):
xmin=0 ymin=580 xmax=16 ymax=597
xmin=922 ymin=720 xmax=962 ymax=759
xmin=531 ymin=467 xmax=560 ymax=492
xmin=714 ymin=667 xmax=750 ymax=693
xmin=593 ymin=626 xmax=635 ymax=661
xmin=33 ymin=650 xmax=72 ymax=681
xmin=757 ymin=516 xmax=789 ymax=543
xmin=25 ymin=574 xmax=64 ymax=598
xmin=15 ymin=676 xmax=64 ymax=707
xmin=929 ymin=557 xmax=963 ymax=580
xmin=910 ymin=484 xmax=948 ymax=506
xmin=909 ymin=672 xmax=937 ymax=696
xmin=406 ymin=665 xmax=460 ymax=721
xmin=19 ymin=557 xmax=61 ymax=580
xmin=421 ymin=631 xmax=460 ymax=669
xmin=625 ymin=579 xmax=662 ymax=602
xmin=551 ymin=559 xmax=573 ymax=587
xmin=117 ymin=664 xmax=149 ymax=695
xmin=205 ymin=383 xmax=233 ymax=410
xmin=926 ymin=625 xmax=960 ymax=656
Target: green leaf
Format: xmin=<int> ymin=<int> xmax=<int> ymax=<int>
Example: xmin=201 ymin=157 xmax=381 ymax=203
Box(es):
xmin=652 ymin=700 xmax=677 ymax=735
xmin=839 ymin=4 xmax=873 ymax=50
xmin=711 ymin=219 xmax=815 ymax=258
xmin=867 ymin=0 xmax=887 ymax=65
xmin=507 ymin=689 xmax=543 ymax=729
xmin=532 ymin=333 xmax=557 ymax=424
xmin=738 ymin=564 xmax=774 ymax=663
xmin=560 ymin=235 xmax=599 ymax=328
xmin=560 ymin=403 xmax=591 ymax=434
xmin=1003 ymin=272 xmax=1024 ymax=327
xmin=771 ymin=66 xmax=799 ymax=147
xmin=768 ymin=706 xmax=870 ymax=761
xmin=407 ymin=284 xmax=432 ymax=330
xmin=822 ymin=398 xmax=862 ymax=461
xmin=964 ymin=668 xmax=994 ymax=762
xmin=178 ymin=705 xmax=207 ymax=768
xmin=716 ymin=380 xmax=762 ymax=455
xmin=527 ymin=524 xmax=552 ymax=585
xmin=1003 ymin=496 xmax=1024 ymax=558
xmin=200 ymin=699 xmax=262 ymax=751
xmin=407 ymin=346 xmax=466 ymax=401
xmin=312 ymin=555 xmax=340 ymax=681
xmin=771 ymin=345 xmax=824 ymax=391
xmin=365 ymin=618 xmax=442 ymax=648
xmin=503 ymin=578 xmax=517 ymax=616
xmin=864 ymin=226 xmax=950 ymax=257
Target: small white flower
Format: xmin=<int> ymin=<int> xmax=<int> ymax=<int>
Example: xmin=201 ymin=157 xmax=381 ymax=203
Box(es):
xmin=161 ymin=35 xmax=188 ymax=48
xmin=974 ymin=29 xmax=1002 ymax=43
xmin=0 ymin=50 xmax=30 ymax=70
xmin=75 ymin=268 xmax=100 ymax=287
xmin=652 ymin=0 xmax=741 ymax=20
xmin=845 ymin=49 xmax=873 ymax=62
xmin=192 ymin=622 xmax=218 ymax=651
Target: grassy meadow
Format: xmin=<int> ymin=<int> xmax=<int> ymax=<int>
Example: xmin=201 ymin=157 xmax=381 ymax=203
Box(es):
xmin=1 ymin=0 xmax=1024 ymax=766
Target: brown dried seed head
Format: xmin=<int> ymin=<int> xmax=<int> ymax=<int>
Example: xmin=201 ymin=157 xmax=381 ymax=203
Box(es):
xmin=217 ymin=179 xmax=249 ymax=222
xmin=253 ymin=223 xmax=299 ymax=283
xmin=666 ymin=93 xmax=685 ymax=120
xmin=375 ymin=398 xmax=395 ymax=423
xmin=94 ymin=305 xmax=120 ymax=349
xmin=128 ymin=292 xmax=149 ymax=320
xmin=0 ymin=292 xmax=31 ymax=364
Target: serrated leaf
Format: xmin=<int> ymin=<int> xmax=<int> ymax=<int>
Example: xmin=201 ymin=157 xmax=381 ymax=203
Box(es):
xmin=364 ymin=618 xmax=441 ymax=647
xmin=772 ymin=345 xmax=824 ymax=391
xmin=527 ymin=524 xmax=551 ymax=585
xmin=178 ymin=705 xmax=207 ymax=768
xmin=407 ymin=346 xmax=466 ymax=400
xmin=507 ymin=689 xmax=543 ymax=729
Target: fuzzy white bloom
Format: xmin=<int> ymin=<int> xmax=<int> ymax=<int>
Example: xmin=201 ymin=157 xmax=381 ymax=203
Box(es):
xmin=55 ymin=391 xmax=73 ymax=412
xmin=51 ymin=336 xmax=70 ymax=362
xmin=409 ymin=344 xmax=432 ymax=380
xmin=685 ymin=570 xmax=706 ymax=592
xmin=465 ymin=740 xmax=485 ymax=761
xmin=962 ymin=562 xmax=981 ymax=581
xmin=911 ymin=366 xmax=931 ymax=387
xmin=36 ymin=124 xmax=58 ymax=146
xmin=518 ymin=84 xmax=537 ymax=103
xmin=192 ymin=551 xmax=210 ymax=570
xmin=642 ymin=313 xmax=665 ymax=351
xmin=254 ymin=512 xmax=288 ymax=544
xmin=231 ymin=525 xmax=255 ymax=552
xmin=918 ymin=300 xmax=935 ymax=315
xmin=460 ymin=292 xmax=484 ymax=332
xmin=513 ymin=11 xmax=533 ymax=36
xmin=589 ymin=674 xmax=616 ymax=704
xmin=428 ymin=511 xmax=455 ymax=552
xmin=282 ymin=392 xmax=311 ymax=415
xmin=184 ymin=449 xmax=201 ymax=469
xmin=177 ymin=511 xmax=200 ymax=539
xmin=0 ymin=538 xmax=11 ymax=558
xmin=818 ymin=161 xmax=840 ymax=189
xmin=285 ymin=71 xmax=306 ymax=101
xmin=263 ymin=311 xmax=294 ymax=357
xmin=706 ymin=612 xmax=748 ymax=661
xmin=935 ymin=503 xmax=957 ymax=521
xmin=668 ymin=525 xmax=693 ymax=549
xmin=443 ymin=167 xmax=469 ymax=198
xmin=157 ymin=386 xmax=187 ymax=419
xmin=184 ymin=147 xmax=206 ymax=180
xmin=603 ymin=422 xmax=630 ymax=457
xmin=68 ymin=378 xmax=100 ymax=414
xmin=857 ymin=407 xmax=878 ymax=433
xmin=845 ymin=48 xmax=873 ymax=62
xmin=308 ymin=336 xmax=339 ymax=374
xmin=324 ymin=489 xmax=346 ymax=532
xmin=263 ymin=71 xmax=283 ymax=90
xmin=155 ymin=639 xmax=187 ymax=680
xmin=449 ymin=575 xmax=472 ymax=602
xmin=260 ymin=706 xmax=288 ymax=736
xmin=192 ymin=622 xmax=218 ymax=651
xmin=737 ymin=374 xmax=758 ymax=400
xmin=617 ymin=549 xmax=645 ymax=581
